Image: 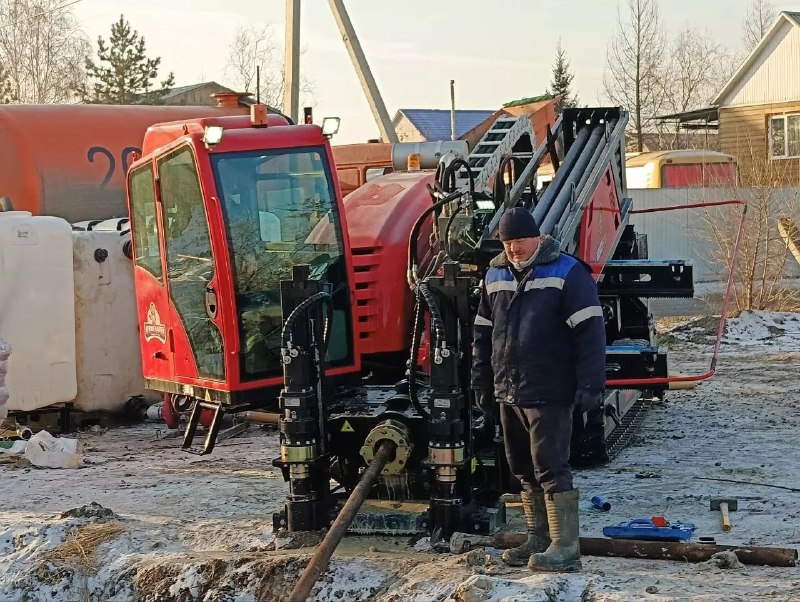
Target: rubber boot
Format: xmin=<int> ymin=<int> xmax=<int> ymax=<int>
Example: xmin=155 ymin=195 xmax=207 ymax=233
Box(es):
xmin=527 ymin=489 xmax=582 ymax=572
xmin=501 ymin=490 xmax=551 ymax=566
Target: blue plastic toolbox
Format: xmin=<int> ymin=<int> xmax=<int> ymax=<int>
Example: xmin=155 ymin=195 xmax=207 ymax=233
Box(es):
xmin=602 ymin=518 xmax=696 ymax=542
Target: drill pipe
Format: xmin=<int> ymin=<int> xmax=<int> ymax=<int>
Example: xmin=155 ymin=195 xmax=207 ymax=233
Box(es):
xmin=484 ymin=532 xmax=797 ymax=567
xmin=539 ymin=120 xmax=614 ymax=236
xmin=288 ymin=440 xmax=398 ymax=602
xmin=532 ymin=124 xmax=591 ymax=224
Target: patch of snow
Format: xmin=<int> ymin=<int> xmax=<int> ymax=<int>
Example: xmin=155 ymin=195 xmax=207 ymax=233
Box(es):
xmin=309 ymin=558 xmax=395 ymax=601
xmin=452 ymin=573 xmax=590 ymax=602
xmin=413 ymin=536 xmax=431 ymax=552
xmin=169 ymin=563 xmax=205 ymax=599
xmin=723 ymin=310 xmax=800 ymax=351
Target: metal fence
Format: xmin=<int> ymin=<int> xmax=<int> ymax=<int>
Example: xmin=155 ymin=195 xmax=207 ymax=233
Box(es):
xmin=627 ymin=187 xmax=800 ymax=282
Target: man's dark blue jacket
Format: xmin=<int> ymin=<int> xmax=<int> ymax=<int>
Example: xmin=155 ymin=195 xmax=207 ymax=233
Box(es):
xmin=470 ymin=235 xmax=606 ymax=406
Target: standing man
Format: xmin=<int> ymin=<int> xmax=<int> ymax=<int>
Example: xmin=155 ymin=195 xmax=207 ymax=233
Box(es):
xmin=471 ymin=207 xmax=606 ymax=572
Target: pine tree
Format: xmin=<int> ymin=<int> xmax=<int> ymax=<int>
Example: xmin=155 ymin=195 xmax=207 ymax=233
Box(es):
xmin=82 ymin=16 xmax=175 ymax=105
xmin=550 ymin=39 xmax=578 ymax=113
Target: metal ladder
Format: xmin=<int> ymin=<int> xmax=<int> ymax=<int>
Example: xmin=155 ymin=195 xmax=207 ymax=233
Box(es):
xmin=455 ymin=114 xmax=537 ymax=194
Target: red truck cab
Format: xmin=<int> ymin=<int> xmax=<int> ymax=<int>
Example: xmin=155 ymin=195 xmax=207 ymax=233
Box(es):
xmin=126 ymin=111 xmax=360 ymax=407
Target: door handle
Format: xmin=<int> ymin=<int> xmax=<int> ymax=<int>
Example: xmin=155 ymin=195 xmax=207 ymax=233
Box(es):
xmin=205 ymin=285 xmax=218 ymax=319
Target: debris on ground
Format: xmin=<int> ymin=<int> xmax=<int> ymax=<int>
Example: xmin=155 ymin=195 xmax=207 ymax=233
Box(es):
xmin=40 ymin=522 xmax=125 ymax=570
xmin=23 ymin=431 xmax=81 ymax=469
xmin=705 ymin=550 xmax=744 ymax=570
xmin=60 ymin=502 xmax=117 ymax=520
xmin=2 ymin=315 xmax=800 ymax=600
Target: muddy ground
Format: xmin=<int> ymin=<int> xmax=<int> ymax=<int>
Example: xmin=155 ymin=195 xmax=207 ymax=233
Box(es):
xmin=2 ymin=312 xmax=800 ymax=601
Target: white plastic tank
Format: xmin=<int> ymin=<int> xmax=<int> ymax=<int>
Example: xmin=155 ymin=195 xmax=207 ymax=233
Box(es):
xmin=0 ymin=212 xmax=76 ymax=411
xmin=0 ymin=338 xmax=9 ymax=419
xmin=72 ymin=220 xmax=155 ymax=411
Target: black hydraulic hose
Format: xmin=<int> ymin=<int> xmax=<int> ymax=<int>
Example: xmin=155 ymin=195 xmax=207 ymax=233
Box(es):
xmin=441 ymin=158 xmax=475 ymax=195
xmin=408 ymin=191 xmax=461 ymax=284
xmin=323 ymin=295 xmax=334 ymax=349
xmin=407 ymin=293 xmax=430 ymax=419
xmin=280 ymin=291 xmax=332 ymax=348
xmin=494 ymin=155 xmax=525 ymax=206
xmin=418 ymin=282 xmax=445 ymax=344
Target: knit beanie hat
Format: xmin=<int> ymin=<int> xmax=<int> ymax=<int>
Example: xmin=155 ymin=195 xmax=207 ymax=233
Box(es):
xmin=499 ymin=207 xmax=541 ymax=242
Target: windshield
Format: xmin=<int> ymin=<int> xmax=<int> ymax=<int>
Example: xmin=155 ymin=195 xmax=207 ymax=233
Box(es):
xmin=211 ymin=146 xmax=352 ymax=381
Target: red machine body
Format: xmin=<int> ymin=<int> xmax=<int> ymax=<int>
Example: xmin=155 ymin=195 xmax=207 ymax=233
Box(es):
xmin=577 ymin=163 xmax=626 ymax=277
xmin=127 ymin=113 xmax=361 ymax=405
xmin=341 ymin=171 xmax=436 ymax=359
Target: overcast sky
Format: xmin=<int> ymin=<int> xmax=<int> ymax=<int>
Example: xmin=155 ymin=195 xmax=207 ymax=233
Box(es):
xmin=74 ymin=0 xmax=800 ymax=143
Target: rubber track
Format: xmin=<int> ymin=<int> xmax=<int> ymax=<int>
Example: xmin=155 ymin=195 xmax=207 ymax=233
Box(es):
xmin=605 ymin=399 xmax=649 ymax=460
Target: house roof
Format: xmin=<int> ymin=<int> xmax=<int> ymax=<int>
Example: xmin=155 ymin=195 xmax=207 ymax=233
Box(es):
xmin=625 ymin=149 xmax=734 ymax=167
xmin=394 ymin=109 xmax=496 ymax=141
xmin=161 ymin=81 xmax=230 ymax=100
xmin=712 ymin=11 xmax=800 ymax=105
xmin=502 ymin=93 xmax=554 ymax=108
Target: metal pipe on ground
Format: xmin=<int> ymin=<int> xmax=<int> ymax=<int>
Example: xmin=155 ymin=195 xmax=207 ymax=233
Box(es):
xmin=245 ymin=411 xmax=280 ymax=425
xmin=455 ymin=531 xmax=797 ymax=567
xmin=288 ymin=440 xmax=398 ymax=602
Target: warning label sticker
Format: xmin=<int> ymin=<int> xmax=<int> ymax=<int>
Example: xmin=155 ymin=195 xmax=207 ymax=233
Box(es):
xmin=340 ymin=420 xmax=355 ymax=433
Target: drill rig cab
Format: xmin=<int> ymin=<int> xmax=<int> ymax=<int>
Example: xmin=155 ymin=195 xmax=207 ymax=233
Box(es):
xmin=126 ymin=110 xmax=361 ymax=452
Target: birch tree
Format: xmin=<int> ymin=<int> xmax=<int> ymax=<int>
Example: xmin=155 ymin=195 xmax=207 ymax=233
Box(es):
xmin=603 ymin=0 xmax=666 ymax=152
xmin=0 ymin=0 xmax=90 ymax=103
xmin=225 ymin=24 xmax=313 ymax=108
xmin=742 ymin=0 xmax=776 ymax=52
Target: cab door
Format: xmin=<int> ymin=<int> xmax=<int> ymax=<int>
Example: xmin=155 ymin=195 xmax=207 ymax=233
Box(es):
xmin=129 ymin=162 xmax=173 ymax=383
xmin=156 ymin=146 xmax=226 ymax=383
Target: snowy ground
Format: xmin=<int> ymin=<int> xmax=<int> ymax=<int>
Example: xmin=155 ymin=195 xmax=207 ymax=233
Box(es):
xmin=2 ymin=311 xmax=800 ymax=601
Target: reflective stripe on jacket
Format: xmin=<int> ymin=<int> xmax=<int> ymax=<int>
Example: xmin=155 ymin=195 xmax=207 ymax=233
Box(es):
xmin=470 ymin=236 xmax=606 ymax=405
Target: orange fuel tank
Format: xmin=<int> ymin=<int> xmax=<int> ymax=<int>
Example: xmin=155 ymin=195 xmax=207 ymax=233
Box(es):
xmin=0 ymin=104 xmax=248 ymax=222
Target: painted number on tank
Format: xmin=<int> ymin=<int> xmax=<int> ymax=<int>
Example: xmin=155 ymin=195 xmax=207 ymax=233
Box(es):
xmin=87 ymin=146 xmax=143 ymax=188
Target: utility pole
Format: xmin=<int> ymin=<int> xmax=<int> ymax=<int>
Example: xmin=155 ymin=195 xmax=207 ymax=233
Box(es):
xmin=283 ymin=0 xmax=301 ymax=123
xmin=450 ymin=80 xmax=456 ymax=141
xmin=327 ymin=0 xmax=398 ymax=143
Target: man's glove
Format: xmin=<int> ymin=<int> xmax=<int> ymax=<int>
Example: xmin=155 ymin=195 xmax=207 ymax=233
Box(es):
xmin=575 ymin=388 xmax=604 ymax=413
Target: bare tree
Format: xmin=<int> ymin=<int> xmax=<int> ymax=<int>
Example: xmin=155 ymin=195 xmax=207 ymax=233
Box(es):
xmin=225 ymin=24 xmax=313 ymax=109
xmin=742 ymin=0 xmax=776 ymax=52
xmin=603 ymin=0 xmax=667 ymax=152
xmin=0 ymin=0 xmax=90 ymax=103
xmin=654 ymin=27 xmax=739 ymax=149
xmin=702 ymin=135 xmax=800 ymax=312
xmin=661 ymin=29 xmax=726 ymax=116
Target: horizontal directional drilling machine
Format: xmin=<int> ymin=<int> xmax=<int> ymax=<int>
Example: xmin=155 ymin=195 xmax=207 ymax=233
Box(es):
xmin=271 ymin=107 xmax=694 ymax=538
xmin=125 ymin=105 xmax=693 ymax=541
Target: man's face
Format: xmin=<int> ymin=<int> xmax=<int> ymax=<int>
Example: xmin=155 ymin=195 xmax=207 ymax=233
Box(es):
xmin=503 ymin=236 xmax=540 ymax=264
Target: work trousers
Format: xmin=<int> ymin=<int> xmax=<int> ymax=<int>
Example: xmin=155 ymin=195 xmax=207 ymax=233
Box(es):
xmin=499 ymin=402 xmax=574 ymax=495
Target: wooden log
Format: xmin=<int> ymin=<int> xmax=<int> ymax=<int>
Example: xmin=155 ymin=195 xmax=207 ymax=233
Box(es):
xmin=488 ymin=532 xmax=797 ymax=568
